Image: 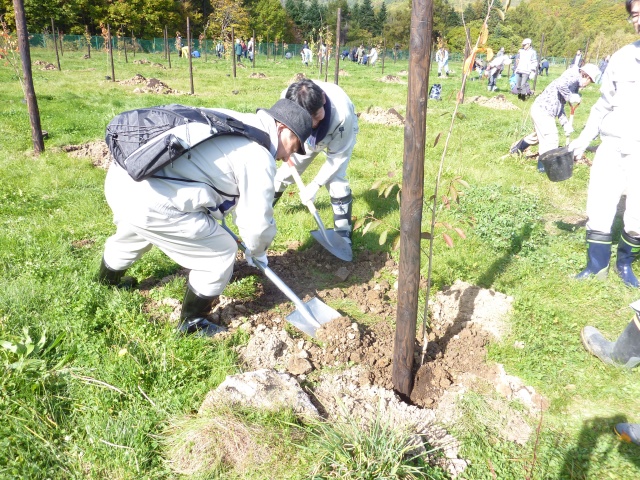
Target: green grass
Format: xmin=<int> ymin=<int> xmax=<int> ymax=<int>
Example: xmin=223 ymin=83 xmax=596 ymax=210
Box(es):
xmin=1 ymin=47 xmax=639 ymax=478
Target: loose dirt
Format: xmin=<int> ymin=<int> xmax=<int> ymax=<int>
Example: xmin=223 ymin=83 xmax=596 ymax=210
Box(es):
xmin=380 ymin=75 xmax=405 ymax=84
xmin=467 ymin=94 xmax=519 ymax=110
xmin=359 ymin=106 xmax=405 ymax=126
xmin=62 ymin=141 xmax=111 ymax=170
xmin=248 ymin=72 xmax=267 ymax=79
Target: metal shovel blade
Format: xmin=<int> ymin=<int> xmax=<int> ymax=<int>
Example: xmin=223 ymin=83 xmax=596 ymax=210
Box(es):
xmin=287 ymin=296 xmax=342 ymax=338
xmin=310 ymin=228 xmax=353 ymax=261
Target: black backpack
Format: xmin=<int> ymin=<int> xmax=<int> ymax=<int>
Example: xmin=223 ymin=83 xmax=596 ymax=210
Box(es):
xmin=105 ymin=104 xmax=271 ymax=181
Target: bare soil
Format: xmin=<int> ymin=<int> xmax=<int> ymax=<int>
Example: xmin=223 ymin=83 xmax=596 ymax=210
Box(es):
xmin=467 ymin=94 xmax=519 ymax=111
xmin=359 ymin=106 xmax=405 ymax=126
xmin=380 ymin=75 xmax=405 ymax=84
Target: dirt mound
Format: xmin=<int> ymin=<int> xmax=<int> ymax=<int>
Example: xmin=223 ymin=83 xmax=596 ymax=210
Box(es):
xmin=119 ymin=74 xmax=147 ymax=85
xmin=380 ymin=75 xmax=404 ymax=84
xmin=34 ymin=59 xmax=56 ymax=70
xmin=33 ymin=60 xmax=48 ymax=65
xmin=359 ymin=106 xmax=405 ymax=126
xmin=338 ymin=69 xmax=349 ymax=76
xmin=397 ymin=70 xmax=408 ymax=76
xmin=132 ymin=77 xmax=180 ymax=94
xmin=62 ymin=141 xmax=111 ymax=170
xmin=249 ymin=72 xmax=267 ymax=79
xmin=467 ymin=94 xmax=519 ymax=110
xmin=289 ymin=73 xmax=306 ymax=83
xmin=133 ymin=59 xmax=151 ymax=64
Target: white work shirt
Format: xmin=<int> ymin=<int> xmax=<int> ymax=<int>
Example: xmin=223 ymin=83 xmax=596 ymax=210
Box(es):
xmin=515 ymin=47 xmax=537 ymax=74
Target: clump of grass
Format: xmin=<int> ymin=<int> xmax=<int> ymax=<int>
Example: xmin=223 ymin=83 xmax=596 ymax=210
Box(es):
xmin=224 ymin=275 xmax=260 ymax=300
xmin=304 ymin=413 xmax=448 ymax=479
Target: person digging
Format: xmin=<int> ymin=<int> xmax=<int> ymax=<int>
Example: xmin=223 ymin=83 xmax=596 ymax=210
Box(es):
xmin=582 ymin=299 xmax=640 ymax=445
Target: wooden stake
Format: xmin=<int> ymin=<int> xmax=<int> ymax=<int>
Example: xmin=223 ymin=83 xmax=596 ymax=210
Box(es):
xmin=334 ymin=8 xmax=341 ymax=85
xmin=108 ymin=24 xmax=115 ymax=81
xmin=392 ymin=0 xmax=434 ymax=398
xmin=381 ymin=37 xmax=386 ymax=75
xmin=51 ymin=18 xmax=60 ymax=70
xmin=187 ymin=17 xmax=194 ymax=94
xmin=14 ymin=0 xmax=44 ymax=154
xmin=123 ymin=31 xmax=128 ymax=63
xmin=57 ymin=28 xmax=63 ymax=56
xmin=252 ymin=29 xmax=256 ymax=69
xmin=232 ymin=27 xmax=237 ymax=78
xmin=85 ymin=25 xmax=90 ymax=58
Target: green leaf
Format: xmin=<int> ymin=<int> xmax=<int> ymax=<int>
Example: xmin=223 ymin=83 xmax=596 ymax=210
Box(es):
xmin=392 ymin=236 xmax=401 ymax=250
xmin=379 ymin=230 xmax=388 ymax=245
xmin=371 ymin=179 xmax=383 ymax=190
xmin=353 ymin=218 xmax=366 ymax=231
xmin=494 ymin=7 xmax=505 ymax=21
xmin=0 ymin=340 xmax=17 ymax=353
xmin=383 ymin=184 xmax=395 ymax=198
xmin=456 ymin=178 xmax=470 ymax=188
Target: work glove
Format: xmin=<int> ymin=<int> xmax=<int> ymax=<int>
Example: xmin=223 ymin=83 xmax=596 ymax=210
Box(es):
xmin=563 ymin=123 xmax=574 ymax=136
xmin=569 ymin=93 xmax=581 ymax=105
xmin=568 ymin=137 xmax=589 ymax=159
xmin=299 ymin=181 xmax=320 ymax=205
xmin=244 ymin=250 xmax=268 ymax=268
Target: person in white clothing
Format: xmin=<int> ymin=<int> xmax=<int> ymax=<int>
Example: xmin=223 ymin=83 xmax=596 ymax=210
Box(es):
xmin=273 ymin=79 xmax=359 ymax=248
xmin=97 ymin=99 xmax=312 ymax=336
xmin=514 ymin=38 xmax=538 ymax=100
xmin=369 ymin=46 xmax=379 ymax=66
xmin=435 ymin=47 xmax=450 ymax=77
xmin=568 ymin=0 xmax=640 ymax=287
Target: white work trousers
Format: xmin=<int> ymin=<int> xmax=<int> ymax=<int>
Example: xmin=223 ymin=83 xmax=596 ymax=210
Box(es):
xmin=523 ymin=104 xmax=560 ymax=156
xmin=274 ymin=151 xmax=352 ymax=199
xmin=586 ymin=139 xmax=640 ymax=236
xmin=103 ymin=212 xmax=237 ymax=297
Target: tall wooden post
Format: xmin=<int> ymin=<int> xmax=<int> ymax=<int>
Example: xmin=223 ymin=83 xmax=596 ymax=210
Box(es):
xmin=123 ymin=32 xmax=128 ymax=63
xmin=187 ymin=18 xmax=194 ymax=94
xmin=85 ymin=25 xmax=91 ymax=58
xmin=319 ymin=34 xmax=323 ymax=76
xmin=252 ymin=29 xmax=256 ymax=68
xmin=57 ymin=28 xmax=63 ymax=56
xmin=232 ymin=27 xmax=237 ymax=78
xmin=163 ymin=26 xmax=168 ymax=60
xmin=381 ymin=37 xmax=386 ymax=75
xmin=392 ymin=0 xmax=434 ymax=398
xmin=51 ymin=18 xmax=60 ymax=70
xmin=533 ymin=34 xmax=544 ymax=93
xmin=334 ymin=8 xmax=341 ymax=85
xmin=266 ymin=33 xmax=269 ymax=61
xmin=108 ymin=24 xmax=115 ymax=81
xmin=14 ymin=0 xmax=44 ymax=154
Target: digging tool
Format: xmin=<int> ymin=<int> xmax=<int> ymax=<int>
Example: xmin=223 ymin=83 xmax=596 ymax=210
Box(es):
xmin=220 ymin=221 xmax=341 ymax=338
xmin=566 ymin=102 xmax=579 ymax=144
xmin=286 ymin=159 xmax=353 ymax=262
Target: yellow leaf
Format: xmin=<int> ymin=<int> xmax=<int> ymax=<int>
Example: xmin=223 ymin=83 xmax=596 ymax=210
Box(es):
xmin=371 ymin=179 xmax=383 ymax=190
xmin=384 ymin=184 xmax=395 ymax=198
xmin=393 ymin=236 xmax=401 ymax=250
xmin=480 ymin=23 xmax=489 ymax=45
xmin=486 ymin=47 xmax=494 ymax=62
xmin=443 ymin=233 xmax=454 ymax=247
xmin=353 ymin=218 xmax=365 ymax=231
xmin=494 ymin=7 xmax=505 ymax=20
xmin=454 ymin=227 xmax=467 ymax=239
xmin=362 ymin=221 xmax=373 ymax=235
xmin=463 ymin=54 xmax=475 ymax=76
xmin=379 ymin=230 xmax=388 ymax=245
xmin=456 ymin=178 xmax=470 ymax=188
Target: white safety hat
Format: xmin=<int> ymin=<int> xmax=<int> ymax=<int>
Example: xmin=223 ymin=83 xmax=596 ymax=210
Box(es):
xmin=522 ymin=38 xmax=532 ymax=46
xmin=580 ymin=63 xmax=601 ymax=83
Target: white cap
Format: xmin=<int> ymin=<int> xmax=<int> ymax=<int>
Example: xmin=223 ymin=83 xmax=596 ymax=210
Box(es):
xmin=522 ymin=38 xmax=532 ymax=45
xmin=580 ymin=63 xmax=601 ymax=83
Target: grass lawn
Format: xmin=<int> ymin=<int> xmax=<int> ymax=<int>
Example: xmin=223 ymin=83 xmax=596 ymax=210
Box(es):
xmin=0 ymin=46 xmax=639 ymax=478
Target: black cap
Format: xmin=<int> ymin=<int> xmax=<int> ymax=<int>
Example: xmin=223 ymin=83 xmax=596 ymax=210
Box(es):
xmin=260 ymin=99 xmax=312 ymax=155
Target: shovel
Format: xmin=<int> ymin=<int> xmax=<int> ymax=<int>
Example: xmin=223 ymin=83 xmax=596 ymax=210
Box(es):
xmin=220 ymin=221 xmax=340 ymax=338
xmin=286 ymin=160 xmax=353 ymax=262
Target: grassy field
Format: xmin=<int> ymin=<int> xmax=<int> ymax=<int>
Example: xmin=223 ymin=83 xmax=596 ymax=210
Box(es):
xmin=1 ymin=46 xmax=639 ymax=478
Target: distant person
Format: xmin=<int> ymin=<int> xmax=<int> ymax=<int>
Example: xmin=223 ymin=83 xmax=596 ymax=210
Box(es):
xmin=247 ymin=37 xmax=254 ymax=61
xmin=571 ymin=49 xmax=583 ymax=68
xmin=351 ymin=46 xmax=358 ymax=62
xmin=487 ymin=48 xmax=508 ymax=91
xmin=435 ymin=46 xmax=450 ymax=77
xmin=539 ymin=58 xmax=550 ymax=76
xmin=234 ymin=39 xmax=242 ymax=62
xmin=181 ymin=44 xmax=190 ymax=59
xmin=598 ymin=55 xmax=610 ymax=83
xmin=369 ymin=45 xmax=379 ymax=66
xmin=215 ymin=41 xmax=224 ymax=58
xmin=356 ymin=44 xmax=365 ymax=64
xmin=301 ymin=45 xmax=312 ymax=66
xmin=514 ymin=38 xmax=537 ymax=100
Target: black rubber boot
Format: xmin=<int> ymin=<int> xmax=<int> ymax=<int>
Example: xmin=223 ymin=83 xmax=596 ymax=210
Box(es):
xmin=581 ymin=317 xmax=640 ymax=368
xmin=575 ymin=231 xmax=612 ymax=280
xmin=615 ymin=231 xmax=640 ymax=288
xmin=97 ymin=258 xmax=137 ymax=288
xmin=331 ymin=193 xmax=353 ymax=244
xmin=510 ymin=138 xmax=531 ymax=154
xmin=177 ymin=283 xmax=226 ymax=337
xmin=272 ymin=190 xmax=285 ymax=207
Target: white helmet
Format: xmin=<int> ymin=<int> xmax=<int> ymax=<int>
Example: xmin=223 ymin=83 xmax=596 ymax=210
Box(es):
xmin=522 ymin=38 xmax=532 ymax=46
xmin=580 ymin=63 xmax=601 ymax=83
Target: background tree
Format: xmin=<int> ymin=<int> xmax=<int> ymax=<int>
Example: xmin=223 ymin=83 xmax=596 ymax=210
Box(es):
xmin=249 ymin=0 xmax=291 ymax=42
xmin=207 ymin=0 xmax=249 ymax=41
xmin=358 ymin=0 xmax=376 ymax=34
xmin=374 ymin=1 xmax=386 ymax=37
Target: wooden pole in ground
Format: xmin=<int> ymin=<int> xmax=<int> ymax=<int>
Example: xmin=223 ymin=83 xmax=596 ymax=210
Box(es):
xmin=392 ymin=0 xmax=434 ymax=399
xmin=14 ymin=0 xmax=44 ymax=154
xmin=57 ymin=28 xmax=63 ymax=56
xmin=123 ymin=32 xmax=128 ymax=63
xmin=166 ymin=27 xmax=171 ymax=68
xmin=325 ymin=42 xmax=329 ymax=82
xmin=266 ymin=33 xmax=269 ymax=61
xmin=85 ymin=25 xmax=91 ymax=58
xmin=232 ymin=27 xmax=237 ymax=78
xmin=163 ymin=27 xmax=167 ymax=60
xmin=108 ymin=24 xmax=115 ymax=81
xmin=319 ymin=33 xmax=323 ymax=76
xmin=334 ymin=8 xmax=341 ymax=85
xmin=381 ymin=37 xmax=386 ymax=75
xmin=51 ymin=18 xmax=60 ymax=70
xmin=533 ymin=34 xmax=544 ymax=94
xmin=187 ymin=18 xmax=194 ymax=94
xmin=252 ymin=29 xmax=256 ymax=68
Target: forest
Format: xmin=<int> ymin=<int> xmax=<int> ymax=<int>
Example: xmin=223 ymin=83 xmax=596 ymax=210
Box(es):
xmin=0 ymin=0 xmax=636 ymax=61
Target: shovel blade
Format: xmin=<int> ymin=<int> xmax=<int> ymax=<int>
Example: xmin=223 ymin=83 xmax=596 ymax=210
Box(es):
xmin=310 ymin=229 xmax=353 ymax=262
xmin=286 ymin=297 xmax=342 ymax=338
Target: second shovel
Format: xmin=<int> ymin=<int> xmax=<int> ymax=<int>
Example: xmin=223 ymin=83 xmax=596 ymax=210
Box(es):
xmin=286 ymin=160 xmax=352 ymax=262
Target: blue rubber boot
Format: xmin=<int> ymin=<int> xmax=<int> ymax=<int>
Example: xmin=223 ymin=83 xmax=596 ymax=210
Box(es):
xmin=615 ymin=232 xmax=640 ymax=288
xmin=581 ymin=317 xmax=640 ymax=369
xmin=537 ymin=159 xmax=545 ymax=173
xmin=510 ymin=138 xmax=531 ymax=155
xmin=614 ymin=423 xmax=640 ymax=446
xmin=575 ymin=231 xmax=612 ymax=280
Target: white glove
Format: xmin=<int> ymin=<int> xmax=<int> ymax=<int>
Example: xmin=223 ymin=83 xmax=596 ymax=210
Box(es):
xmin=568 ymin=138 xmax=588 ymax=159
xmin=299 ymin=182 xmax=320 ymax=205
xmin=244 ymin=250 xmax=268 ymax=268
xmin=563 ymin=123 xmax=574 ymax=136
xmin=569 ymin=93 xmax=581 ymax=105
